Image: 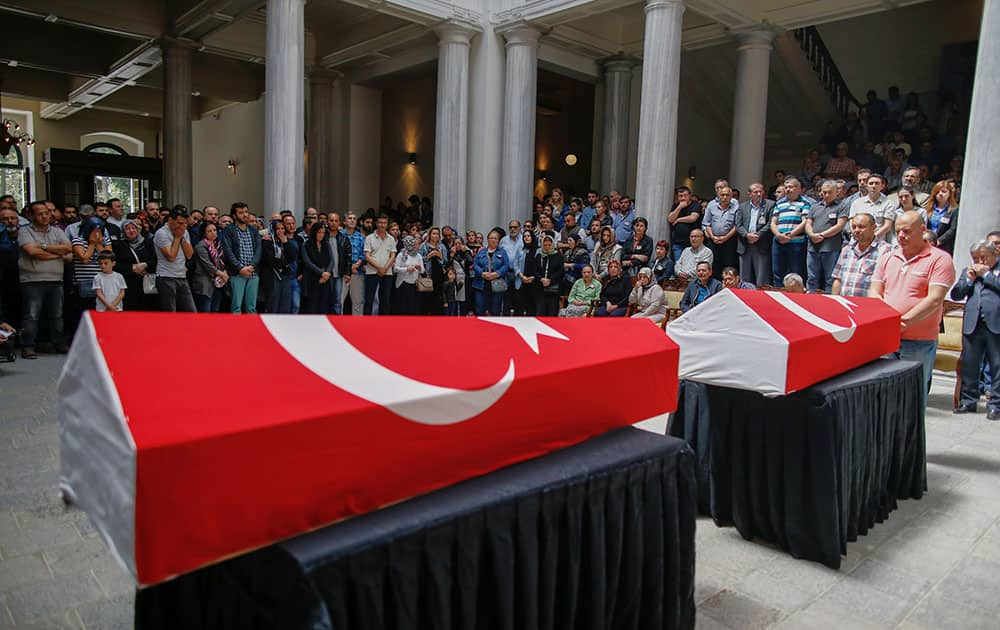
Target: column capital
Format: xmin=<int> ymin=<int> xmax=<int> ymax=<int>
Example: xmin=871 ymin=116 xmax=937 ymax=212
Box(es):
xmin=160 ymin=36 xmax=198 ymax=55
xmin=599 ymin=54 xmax=640 ymax=74
xmin=496 ymin=19 xmax=543 ymax=47
xmin=644 ymin=0 xmax=686 ymax=15
xmin=730 ymin=25 xmax=779 ymax=51
xmin=434 ymin=18 xmax=480 ymax=46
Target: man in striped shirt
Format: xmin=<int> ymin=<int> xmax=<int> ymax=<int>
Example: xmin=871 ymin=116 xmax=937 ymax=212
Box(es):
xmin=831 ymin=213 xmax=889 ymax=297
xmin=769 ymin=176 xmax=809 ymax=287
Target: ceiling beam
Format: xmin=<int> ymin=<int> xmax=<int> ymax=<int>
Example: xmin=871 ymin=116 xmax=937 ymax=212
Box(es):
xmin=0 ymin=0 xmax=163 ymax=39
xmin=172 ymin=0 xmax=264 ymax=41
xmin=321 ymin=23 xmax=427 ymax=69
xmin=338 ymin=0 xmax=481 ymax=26
xmin=0 ymin=66 xmax=71 ymax=102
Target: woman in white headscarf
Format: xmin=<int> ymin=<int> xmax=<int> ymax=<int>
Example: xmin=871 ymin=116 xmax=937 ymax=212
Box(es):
xmin=393 ymin=234 xmax=424 ymax=315
xmin=628 ymin=267 xmax=667 ymax=323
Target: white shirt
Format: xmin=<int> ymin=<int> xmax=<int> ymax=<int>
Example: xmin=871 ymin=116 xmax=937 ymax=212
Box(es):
xmin=393 ymin=251 xmax=424 ymax=287
xmin=92 ymin=271 xmax=127 ymax=311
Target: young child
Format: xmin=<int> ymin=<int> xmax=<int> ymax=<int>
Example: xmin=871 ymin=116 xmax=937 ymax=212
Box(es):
xmin=441 ymin=266 xmax=463 ymax=316
xmin=93 ymin=251 xmax=127 ymax=312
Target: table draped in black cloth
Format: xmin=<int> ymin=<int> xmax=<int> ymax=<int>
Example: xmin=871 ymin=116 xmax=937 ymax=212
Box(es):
xmin=669 ymin=359 xmax=925 ymax=570
xmin=135 ymin=428 xmax=698 ymax=630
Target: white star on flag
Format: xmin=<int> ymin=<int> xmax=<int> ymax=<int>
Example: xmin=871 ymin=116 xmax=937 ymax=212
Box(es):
xmin=480 ymin=317 xmax=569 ymax=354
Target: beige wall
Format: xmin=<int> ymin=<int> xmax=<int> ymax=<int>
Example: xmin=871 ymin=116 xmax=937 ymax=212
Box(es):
xmin=348 ymin=85 xmax=383 ymax=213
xmin=818 ymin=0 xmax=983 ymax=97
xmin=379 ymin=75 xmax=435 ymax=210
xmin=3 ymin=96 xmax=160 ymax=201
xmin=192 ymin=97 xmax=266 ymax=213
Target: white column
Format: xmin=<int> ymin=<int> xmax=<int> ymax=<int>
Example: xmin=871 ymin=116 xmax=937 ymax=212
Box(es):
xmin=727 ymin=28 xmax=775 ymax=194
xmin=634 ymin=0 xmax=685 ymax=242
xmin=498 ymin=21 xmax=542 ymax=225
xmin=600 ymin=55 xmax=639 ymax=194
xmin=466 ymin=24 xmax=506 ymax=232
xmin=433 ymin=21 xmax=476 ymax=232
xmin=162 ymin=39 xmax=193 ymax=209
xmin=329 ymin=78 xmax=350 ymax=211
xmin=307 ymin=70 xmax=338 ymax=211
xmin=955 ymin=0 xmax=1000 ymax=270
xmin=264 ymin=0 xmax=305 ymax=217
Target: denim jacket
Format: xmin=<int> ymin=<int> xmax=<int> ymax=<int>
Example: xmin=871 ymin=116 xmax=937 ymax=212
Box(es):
xmin=471 ymin=247 xmax=510 ymax=291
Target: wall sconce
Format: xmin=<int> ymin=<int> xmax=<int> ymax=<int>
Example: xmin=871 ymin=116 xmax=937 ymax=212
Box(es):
xmin=537 ymin=169 xmax=548 ymax=181
xmin=227 ymin=159 xmax=239 ymax=175
xmin=687 ymin=166 xmax=696 ymax=180
xmin=406 ymin=152 xmax=417 ymax=165
xmin=565 ymin=154 xmax=578 ymax=166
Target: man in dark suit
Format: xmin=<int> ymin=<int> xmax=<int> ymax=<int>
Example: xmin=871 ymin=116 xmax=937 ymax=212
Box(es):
xmin=735 ymin=182 xmax=775 ymax=287
xmin=950 ymin=239 xmax=1000 ymax=419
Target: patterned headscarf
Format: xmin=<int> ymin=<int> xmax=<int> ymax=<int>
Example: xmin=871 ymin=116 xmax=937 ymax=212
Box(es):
xmin=403 ymin=235 xmax=418 ymax=256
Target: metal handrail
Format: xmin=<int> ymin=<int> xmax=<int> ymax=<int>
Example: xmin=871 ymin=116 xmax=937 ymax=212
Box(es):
xmin=793 ymin=26 xmax=862 ymax=118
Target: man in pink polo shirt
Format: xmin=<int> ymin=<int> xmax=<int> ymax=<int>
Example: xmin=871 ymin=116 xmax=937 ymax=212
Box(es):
xmin=869 ymin=211 xmax=955 ymax=401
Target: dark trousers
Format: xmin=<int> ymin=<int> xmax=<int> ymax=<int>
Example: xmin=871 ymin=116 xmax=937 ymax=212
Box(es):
xmin=395 ymin=282 xmax=419 ymax=315
xmin=474 ymin=286 xmax=503 ymax=316
xmin=364 ymin=275 xmax=393 ymax=315
xmin=156 ymin=277 xmax=196 ymax=312
xmin=740 ymin=244 xmax=771 ymax=287
xmin=534 ymin=291 xmax=560 ymax=317
xmin=708 ymin=239 xmax=738 ymax=279
xmin=193 ymin=291 xmax=224 ymax=313
xmin=771 ymin=241 xmax=806 ymax=287
xmin=960 ymin=323 xmax=1000 ymax=412
xmin=21 ymin=282 xmax=64 ymax=348
xmin=594 ymin=305 xmax=627 ymax=317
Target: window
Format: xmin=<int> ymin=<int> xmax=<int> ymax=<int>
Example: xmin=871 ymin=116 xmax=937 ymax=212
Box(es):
xmin=94 ymin=175 xmax=146 ymax=214
xmin=84 ymin=142 xmax=128 ymax=156
xmin=0 ymin=146 xmax=27 ymax=209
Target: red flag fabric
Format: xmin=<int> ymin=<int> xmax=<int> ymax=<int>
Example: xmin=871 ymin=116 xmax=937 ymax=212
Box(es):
xmin=59 ymin=313 xmax=678 ymax=585
xmin=666 ymin=288 xmax=901 ymax=396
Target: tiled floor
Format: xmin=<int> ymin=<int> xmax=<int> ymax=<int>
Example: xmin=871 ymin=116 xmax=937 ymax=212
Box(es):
xmin=1 ymin=355 xmax=998 ymax=628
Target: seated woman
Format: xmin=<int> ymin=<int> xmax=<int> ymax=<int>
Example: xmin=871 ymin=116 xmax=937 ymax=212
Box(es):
xmin=561 ymin=234 xmax=591 ymax=294
xmin=593 ymin=259 xmax=629 ymax=317
xmin=628 ymin=267 xmax=668 ymax=323
xmin=591 ymin=226 xmax=622 ymax=281
xmin=680 ymin=261 xmax=723 ymax=312
xmin=559 ymin=264 xmax=601 ymax=317
xmin=650 ymin=239 xmax=674 ymax=285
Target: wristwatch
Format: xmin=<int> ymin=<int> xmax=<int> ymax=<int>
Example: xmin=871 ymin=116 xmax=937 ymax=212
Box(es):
xmin=41 ymin=243 xmax=48 ymax=251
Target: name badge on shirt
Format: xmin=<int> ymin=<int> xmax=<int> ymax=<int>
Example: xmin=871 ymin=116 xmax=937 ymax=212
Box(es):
xmin=941 ymin=217 xmax=951 ymax=224
xmin=828 ymin=213 xmax=837 ymax=219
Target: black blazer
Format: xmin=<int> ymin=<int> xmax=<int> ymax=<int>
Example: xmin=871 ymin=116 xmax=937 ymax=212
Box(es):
xmin=935 ymin=208 xmax=959 ymax=254
xmin=950 ymin=263 xmax=1000 ymax=335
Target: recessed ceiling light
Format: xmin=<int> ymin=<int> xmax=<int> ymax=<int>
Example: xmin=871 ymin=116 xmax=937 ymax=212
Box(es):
xmin=44 ymin=14 xmax=58 ymax=23
xmin=7 ymin=60 xmax=17 ymax=67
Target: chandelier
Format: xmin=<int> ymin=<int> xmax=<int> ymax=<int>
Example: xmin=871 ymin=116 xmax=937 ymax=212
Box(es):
xmin=0 ymin=85 xmax=36 ymax=156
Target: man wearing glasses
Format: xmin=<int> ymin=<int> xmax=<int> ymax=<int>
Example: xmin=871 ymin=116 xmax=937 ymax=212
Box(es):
xmin=500 ymin=220 xmax=523 ymax=315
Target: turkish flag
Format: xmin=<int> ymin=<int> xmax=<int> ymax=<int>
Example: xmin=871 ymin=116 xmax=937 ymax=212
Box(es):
xmin=666 ymin=289 xmax=900 ymax=395
xmin=59 ymin=312 xmax=678 ymax=585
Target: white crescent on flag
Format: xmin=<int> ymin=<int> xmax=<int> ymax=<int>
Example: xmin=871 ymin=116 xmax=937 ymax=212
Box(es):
xmin=261 ymin=315 xmax=516 ymax=425
xmin=763 ymin=291 xmax=858 ymax=343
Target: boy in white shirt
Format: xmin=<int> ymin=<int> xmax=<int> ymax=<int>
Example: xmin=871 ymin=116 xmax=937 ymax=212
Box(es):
xmin=93 ymin=251 xmax=127 ymax=312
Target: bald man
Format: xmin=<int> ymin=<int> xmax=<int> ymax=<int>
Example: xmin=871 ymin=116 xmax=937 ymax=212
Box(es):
xmin=869 ymin=211 xmax=955 ymax=399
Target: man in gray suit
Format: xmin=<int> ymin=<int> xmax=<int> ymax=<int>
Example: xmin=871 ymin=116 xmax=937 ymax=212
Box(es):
xmin=735 ymin=182 xmax=775 ymax=286
xmin=950 ymin=239 xmax=1000 ymax=420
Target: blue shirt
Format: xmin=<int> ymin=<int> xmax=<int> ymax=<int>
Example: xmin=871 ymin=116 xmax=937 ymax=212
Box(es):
xmin=579 ymin=205 xmax=596 ymax=232
xmin=611 ymin=207 xmax=635 ymax=244
xmin=341 ymin=228 xmax=365 ymax=268
xmin=929 ymin=206 xmax=948 ymax=232
xmin=773 ymin=196 xmax=810 ymax=245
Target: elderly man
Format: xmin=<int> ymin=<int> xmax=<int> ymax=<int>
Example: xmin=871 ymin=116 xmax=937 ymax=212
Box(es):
xmin=887 ymin=166 xmax=930 ymax=210
xmin=831 ymin=213 xmax=889 ymax=297
xmin=770 ymin=176 xmax=810 ymax=286
xmin=805 ymin=180 xmax=849 ymax=292
xmin=673 ymin=229 xmax=714 ymax=282
xmin=783 ymin=273 xmax=805 ymax=293
xmin=950 ymin=240 xmax=1000 ymax=419
xmin=736 ymin=182 xmax=775 ymax=287
xmin=869 ymin=211 xmax=955 ymax=397
xmin=680 ymin=261 xmax=722 ymax=312
xmin=702 ymin=185 xmax=740 ymax=279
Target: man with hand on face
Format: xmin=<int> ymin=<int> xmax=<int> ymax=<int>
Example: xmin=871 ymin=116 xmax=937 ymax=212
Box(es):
xmin=153 ymin=205 xmax=196 ymax=312
xmin=950 ymin=240 xmax=1000 ymax=420
xmin=869 ymin=211 xmax=955 ymax=400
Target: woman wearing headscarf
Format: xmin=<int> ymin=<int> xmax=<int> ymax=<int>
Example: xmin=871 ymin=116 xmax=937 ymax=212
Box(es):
xmin=593 ymin=259 xmax=629 ymax=317
xmin=394 ymin=235 xmax=424 ymax=315
xmin=514 ymin=229 xmax=539 ymax=316
xmin=562 ymin=233 xmax=591 ymax=294
xmin=534 ymin=234 xmax=564 ymax=317
xmin=591 ymin=226 xmax=622 ymax=281
xmin=112 ymin=218 xmax=157 ymax=311
xmin=629 ymin=267 xmax=668 ymax=323
xmin=559 ymin=264 xmax=601 ymax=317
xmin=71 ymin=217 xmax=112 ymax=312
xmin=191 ymin=222 xmax=228 ymax=312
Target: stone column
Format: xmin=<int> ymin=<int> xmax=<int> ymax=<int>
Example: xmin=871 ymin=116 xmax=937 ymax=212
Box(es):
xmin=307 ymin=70 xmax=339 ymax=211
xmin=600 ymin=55 xmax=639 ymax=194
xmin=727 ymin=28 xmax=775 ymax=194
xmin=634 ymin=0 xmax=685 ymax=242
xmin=498 ymin=21 xmax=542 ymax=224
xmin=955 ymin=0 xmax=1000 ymax=270
xmin=466 ymin=24 xmax=506 ymax=232
xmin=265 ymin=0 xmax=305 ymax=217
xmin=433 ymin=21 xmax=477 ymax=232
xmin=162 ymin=39 xmax=193 ymax=209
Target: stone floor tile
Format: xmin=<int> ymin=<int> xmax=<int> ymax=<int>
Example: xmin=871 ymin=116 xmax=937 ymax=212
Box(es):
xmin=773 ymin=601 xmax=887 ymax=630
xmin=2 ymin=575 xmax=103 ymax=625
xmin=847 ymin=557 xmax=933 ymax=603
xmin=44 ymin=539 xmax=118 ymax=579
xmin=0 ymin=519 xmax=80 ymax=558
xmin=74 ymin=593 xmax=133 ymax=630
xmin=930 ymin=555 xmax=1000 ymax=612
xmin=699 ymin=589 xmax=784 ymax=630
xmin=0 ymin=553 xmax=51 ymax=592
xmin=733 ymin=570 xmax=816 ymax=613
xmin=817 ymin=577 xmax=912 ymax=626
xmin=898 ymin=590 xmax=997 ymax=630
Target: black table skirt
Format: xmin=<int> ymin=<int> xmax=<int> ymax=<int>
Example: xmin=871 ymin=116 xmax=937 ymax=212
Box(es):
xmin=136 ymin=428 xmax=698 ymax=630
xmin=669 ymin=359 xmax=925 ymax=569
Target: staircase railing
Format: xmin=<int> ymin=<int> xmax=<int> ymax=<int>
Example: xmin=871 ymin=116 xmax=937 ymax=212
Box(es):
xmin=793 ymin=26 xmax=862 ymax=119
